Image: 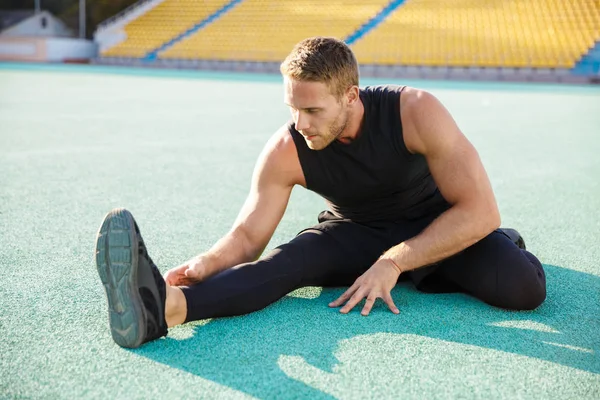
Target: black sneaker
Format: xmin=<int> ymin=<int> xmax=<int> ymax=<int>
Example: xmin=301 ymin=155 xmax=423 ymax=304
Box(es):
xmin=499 ymin=228 xmax=526 ymax=250
xmin=95 ymin=208 xmax=168 ymax=348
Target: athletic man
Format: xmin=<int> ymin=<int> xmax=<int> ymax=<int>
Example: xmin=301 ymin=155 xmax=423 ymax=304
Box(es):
xmin=95 ymin=37 xmax=546 ymax=348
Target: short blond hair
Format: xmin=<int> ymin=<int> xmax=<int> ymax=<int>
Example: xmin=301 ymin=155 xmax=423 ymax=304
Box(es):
xmin=280 ymin=37 xmax=359 ymax=99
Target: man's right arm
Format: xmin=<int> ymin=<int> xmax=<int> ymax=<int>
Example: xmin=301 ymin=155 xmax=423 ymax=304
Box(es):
xmin=164 ymin=126 xmax=303 ymax=286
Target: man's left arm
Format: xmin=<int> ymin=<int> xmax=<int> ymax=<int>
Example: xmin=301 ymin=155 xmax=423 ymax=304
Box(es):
xmin=380 ymin=90 xmax=501 ymax=272
xmin=330 ymin=90 xmax=501 ymax=315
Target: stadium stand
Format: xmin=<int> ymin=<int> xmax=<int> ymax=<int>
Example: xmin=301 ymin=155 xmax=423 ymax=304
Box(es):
xmin=160 ymin=0 xmax=391 ymax=62
xmin=101 ymin=0 xmax=231 ymax=58
xmin=351 ymin=0 xmax=600 ymax=69
xmin=96 ymin=0 xmax=600 ymax=80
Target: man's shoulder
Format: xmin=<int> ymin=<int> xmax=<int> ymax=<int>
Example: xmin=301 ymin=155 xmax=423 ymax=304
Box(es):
xmin=399 ymin=89 xmax=460 ymax=155
xmin=400 ymin=87 xmax=435 ymax=105
xmin=257 ymin=124 xmax=304 ymax=186
xmin=260 ymin=124 xmax=296 ymax=158
xmin=399 ymin=87 xmax=440 ymax=122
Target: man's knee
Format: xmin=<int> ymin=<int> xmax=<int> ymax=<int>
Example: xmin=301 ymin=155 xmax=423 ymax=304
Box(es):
xmin=498 ymin=250 xmax=546 ymax=310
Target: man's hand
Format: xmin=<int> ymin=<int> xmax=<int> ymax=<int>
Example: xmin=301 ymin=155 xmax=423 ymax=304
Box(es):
xmin=163 ymin=255 xmax=210 ymax=286
xmin=329 ymin=258 xmax=402 ymax=316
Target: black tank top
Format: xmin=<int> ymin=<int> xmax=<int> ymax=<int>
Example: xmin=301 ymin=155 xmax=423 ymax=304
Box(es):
xmin=289 ymin=85 xmax=450 ymax=223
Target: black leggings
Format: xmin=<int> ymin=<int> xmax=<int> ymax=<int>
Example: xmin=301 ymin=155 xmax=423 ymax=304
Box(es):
xmin=181 ymin=211 xmax=546 ymax=322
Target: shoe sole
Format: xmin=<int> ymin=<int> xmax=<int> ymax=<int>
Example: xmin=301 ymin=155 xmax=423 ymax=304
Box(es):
xmin=499 ymin=228 xmax=526 ymax=250
xmin=95 ymin=208 xmax=146 ymax=348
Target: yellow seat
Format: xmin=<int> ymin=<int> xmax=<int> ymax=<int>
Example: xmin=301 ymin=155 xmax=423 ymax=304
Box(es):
xmin=160 ymin=0 xmax=392 ymax=62
xmin=351 ymin=0 xmax=600 ymax=68
xmin=101 ymin=0 xmax=600 ymax=69
xmin=102 ymin=0 xmax=232 ymax=58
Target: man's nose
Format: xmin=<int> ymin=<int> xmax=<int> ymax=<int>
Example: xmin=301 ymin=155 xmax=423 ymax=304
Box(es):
xmin=295 ymin=111 xmax=310 ymax=131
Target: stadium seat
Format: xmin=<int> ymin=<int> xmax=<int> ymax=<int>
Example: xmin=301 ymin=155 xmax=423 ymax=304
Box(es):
xmin=351 ymin=0 xmax=600 ymax=68
xmin=160 ymin=0 xmax=391 ymax=62
xmin=102 ymin=0 xmax=231 ymax=58
xmin=100 ymin=0 xmax=600 ymax=70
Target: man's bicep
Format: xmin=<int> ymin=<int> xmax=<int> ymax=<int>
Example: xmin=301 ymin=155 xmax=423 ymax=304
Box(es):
xmin=232 ymin=133 xmax=294 ymax=255
xmin=427 ymin=135 xmax=492 ymax=206
xmin=234 ymin=177 xmax=292 ymax=254
xmin=410 ymin=92 xmax=497 ymax=209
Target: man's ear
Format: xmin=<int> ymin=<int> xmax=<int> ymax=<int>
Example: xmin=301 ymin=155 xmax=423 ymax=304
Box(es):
xmin=346 ymin=86 xmax=360 ymax=105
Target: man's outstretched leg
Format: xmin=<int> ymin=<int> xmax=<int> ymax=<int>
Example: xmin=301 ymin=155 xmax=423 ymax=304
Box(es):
xmin=95 ymin=209 xmax=390 ymax=348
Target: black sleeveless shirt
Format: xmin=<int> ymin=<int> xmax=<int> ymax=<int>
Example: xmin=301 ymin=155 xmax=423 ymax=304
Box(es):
xmin=289 ymin=85 xmax=450 ymax=223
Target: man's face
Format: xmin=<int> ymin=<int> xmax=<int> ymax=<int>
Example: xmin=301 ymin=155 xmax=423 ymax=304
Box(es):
xmin=284 ymin=77 xmax=349 ymax=150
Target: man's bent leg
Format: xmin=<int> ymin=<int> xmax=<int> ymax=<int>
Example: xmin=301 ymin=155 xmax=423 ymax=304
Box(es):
xmin=417 ymin=230 xmax=547 ymax=310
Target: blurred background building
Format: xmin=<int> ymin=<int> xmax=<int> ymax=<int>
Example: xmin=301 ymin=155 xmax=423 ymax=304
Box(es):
xmin=1 ymin=0 xmax=599 ymax=83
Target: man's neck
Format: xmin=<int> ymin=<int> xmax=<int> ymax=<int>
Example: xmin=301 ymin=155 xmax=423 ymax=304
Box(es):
xmin=337 ymin=99 xmax=365 ymax=144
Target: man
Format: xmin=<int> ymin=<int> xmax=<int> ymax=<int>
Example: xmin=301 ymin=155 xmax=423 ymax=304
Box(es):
xmin=95 ymin=37 xmax=546 ymax=349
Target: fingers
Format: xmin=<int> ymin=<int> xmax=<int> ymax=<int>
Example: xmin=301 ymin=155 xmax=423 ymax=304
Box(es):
xmin=356 ymin=293 xmax=399 ymax=316
xmin=333 ymin=290 xmax=399 ymax=316
xmin=163 ymin=264 xmax=192 ymax=286
xmin=361 ymin=296 xmax=376 ymax=316
xmin=329 ymin=283 xmax=359 ymax=307
xmin=382 ymin=293 xmax=400 ymax=314
xmin=163 ymin=269 xmax=176 ymax=286
xmin=328 ymin=264 xmax=401 ymax=316
xmin=340 ymin=288 xmax=368 ymax=314
xmin=184 ymin=267 xmax=199 ymax=279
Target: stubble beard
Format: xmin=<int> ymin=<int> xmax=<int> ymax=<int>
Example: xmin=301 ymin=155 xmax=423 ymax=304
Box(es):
xmin=306 ymin=109 xmax=349 ymax=151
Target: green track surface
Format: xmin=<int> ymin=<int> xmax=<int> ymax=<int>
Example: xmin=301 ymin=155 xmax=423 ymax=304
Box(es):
xmin=1 ymin=63 xmax=599 ymax=399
